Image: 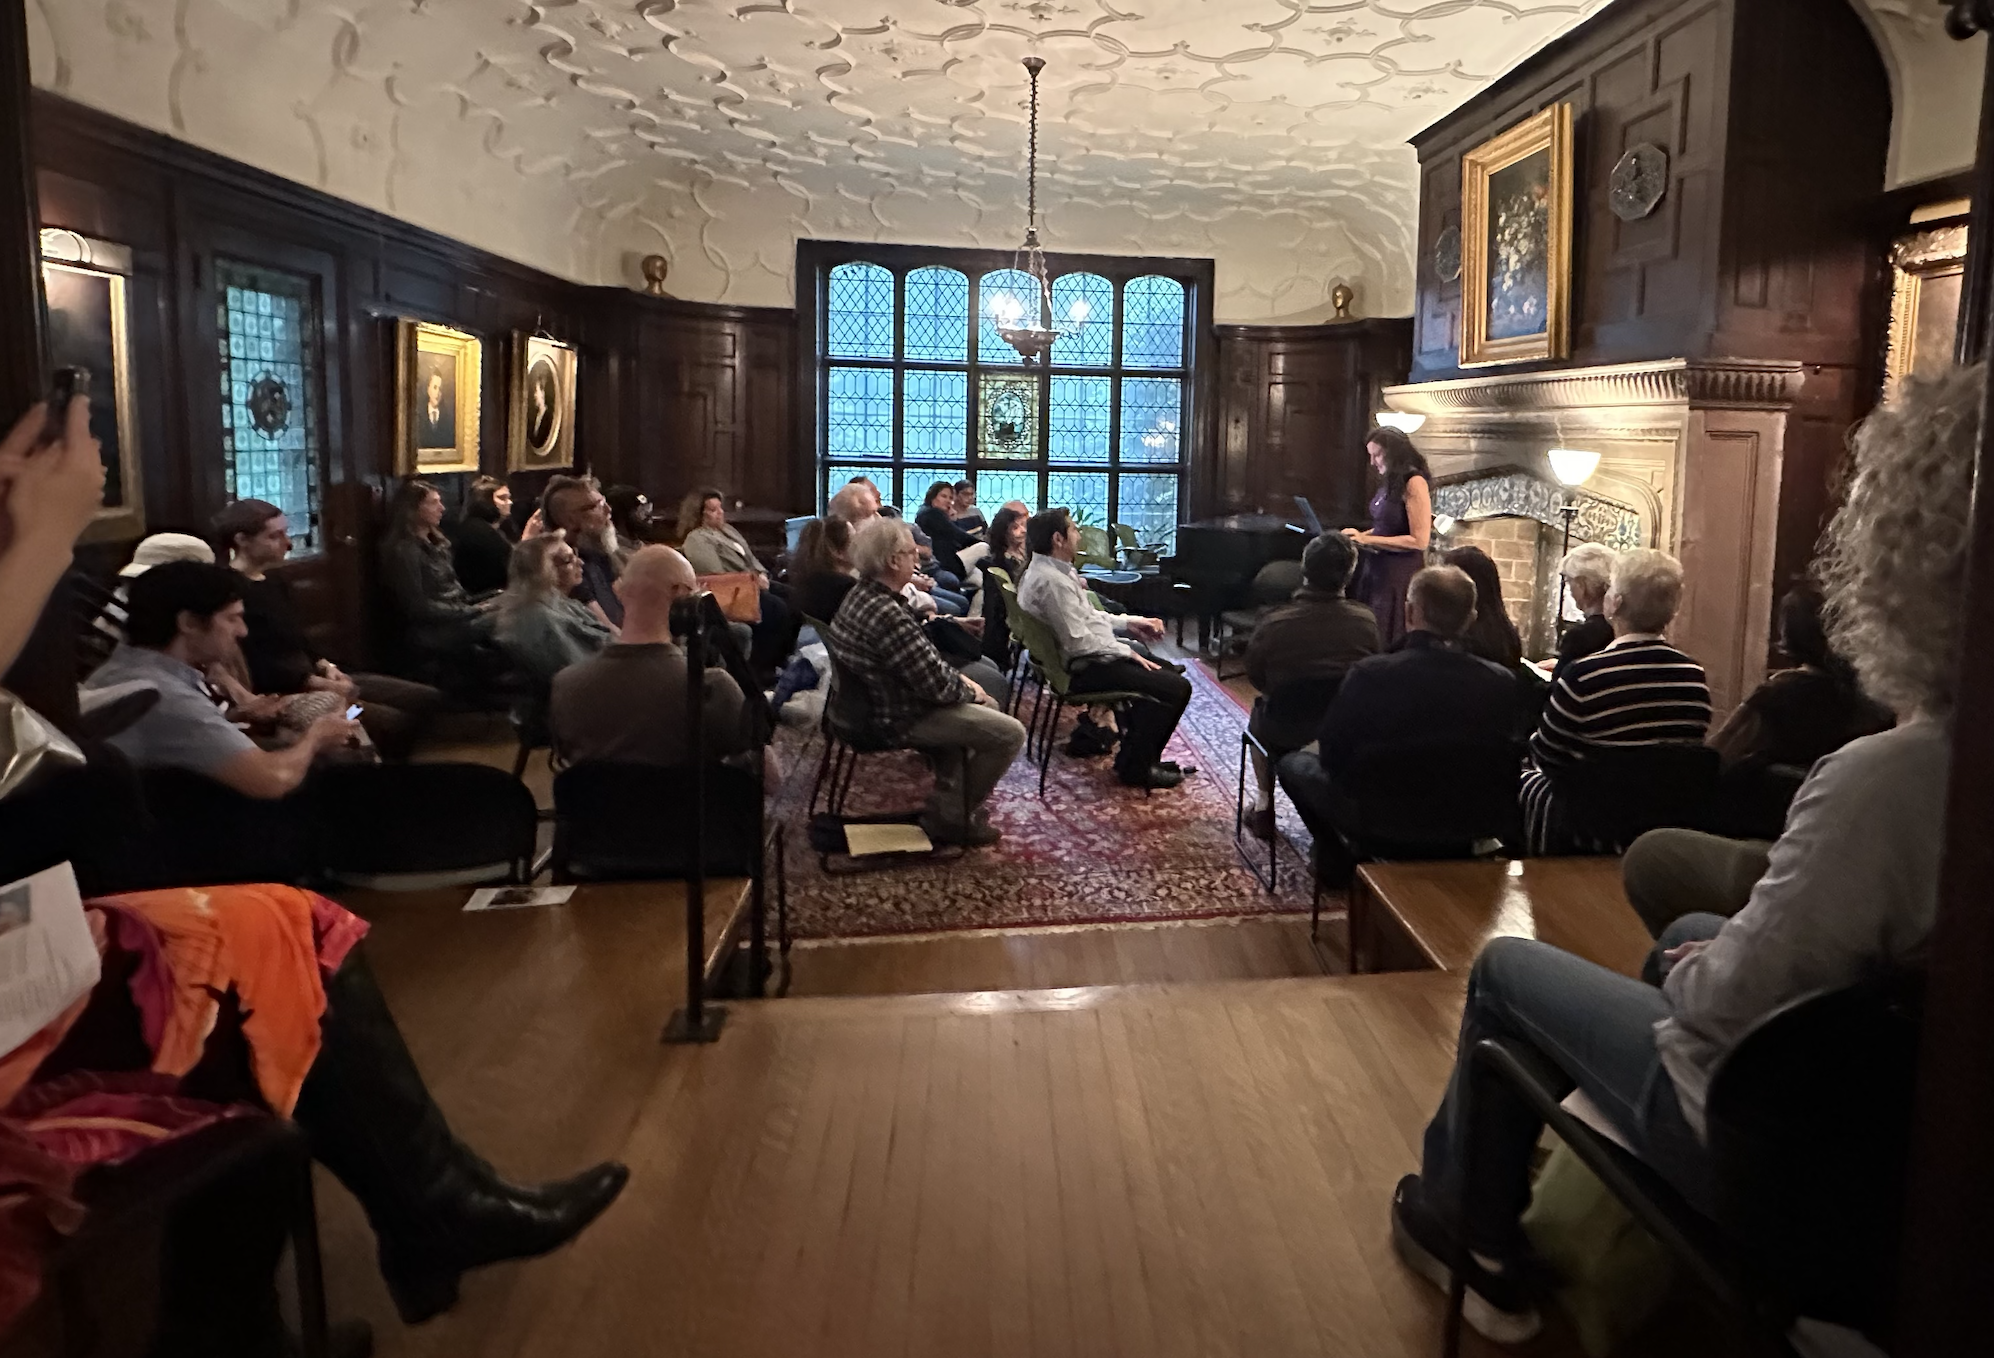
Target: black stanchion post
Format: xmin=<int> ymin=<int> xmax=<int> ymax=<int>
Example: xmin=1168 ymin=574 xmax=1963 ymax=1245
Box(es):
xmin=664 ymin=591 xmax=725 ymax=1044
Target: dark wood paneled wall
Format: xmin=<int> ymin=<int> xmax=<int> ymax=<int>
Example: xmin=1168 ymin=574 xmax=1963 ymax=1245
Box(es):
xmin=29 ymin=92 xmax=799 ymax=667
xmin=1213 ymin=320 xmax=1412 ymax=526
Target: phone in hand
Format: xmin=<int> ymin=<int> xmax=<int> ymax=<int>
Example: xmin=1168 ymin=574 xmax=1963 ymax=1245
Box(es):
xmin=41 ymin=367 xmax=90 ymax=446
xmin=344 ymin=704 xmax=364 ymax=721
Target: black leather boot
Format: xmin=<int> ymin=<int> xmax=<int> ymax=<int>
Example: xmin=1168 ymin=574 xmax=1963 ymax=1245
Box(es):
xmin=293 ymin=948 xmax=629 ymax=1324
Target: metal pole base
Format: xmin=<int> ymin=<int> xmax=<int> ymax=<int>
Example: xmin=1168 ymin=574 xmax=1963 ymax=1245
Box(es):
xmin=663 ymin=1004 xmax=727 ymax=1044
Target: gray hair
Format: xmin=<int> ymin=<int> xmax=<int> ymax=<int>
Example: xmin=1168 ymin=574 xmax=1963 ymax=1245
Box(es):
xmin=499 ymin=530 xmax=569 ymax=621
xmin=827 ymin=483 xmax=873 ymax=522
xmin=1560 ymin=542 xmax=1617 ymax=599
xmin=1818 ymin=362 xmax=1980 ymax=716
xmin=851 ymin=515 xmax=913 ymax=580
xmin=1606 ymin=548 xmax=1684 ymax=633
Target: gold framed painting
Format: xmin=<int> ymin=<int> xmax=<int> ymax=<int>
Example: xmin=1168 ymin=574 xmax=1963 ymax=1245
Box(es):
xmin=39 ymin=228 xmax=144 ymax=542
xmin=1883 ymin=221 xmax=1968 ymax=400
xmin=1459 ymin=103 xmax=1575 ymax=367
xmin=395 ymin=320 xmax=482 ymax=475
xmin=508 ymin=334 xmax=577 ymax=471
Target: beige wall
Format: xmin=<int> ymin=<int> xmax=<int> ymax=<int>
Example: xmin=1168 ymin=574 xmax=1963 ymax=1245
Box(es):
xmin=1851 ymin=0 xmax=1987 ymax=188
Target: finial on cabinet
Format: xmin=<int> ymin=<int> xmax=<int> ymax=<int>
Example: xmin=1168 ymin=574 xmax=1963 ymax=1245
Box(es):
xmin=640 ymin=254 xmax=671 ymax=297
xmin=1331 ymin=283 xmax=1355 ymax=320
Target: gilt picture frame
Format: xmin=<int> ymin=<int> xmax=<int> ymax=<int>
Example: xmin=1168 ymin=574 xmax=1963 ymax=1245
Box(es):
xmin=1883 ymin=221 xmax=1968 ymax=401
xmin=1459 ymin=103 xmax=1574 ymax=368
xmin=39 ymin=229 xmax=144 ymax=542
xmin=395 ymin=320 xmax=482 ymax=475
xmin=508 ymin=334 xmax=577 ymax=472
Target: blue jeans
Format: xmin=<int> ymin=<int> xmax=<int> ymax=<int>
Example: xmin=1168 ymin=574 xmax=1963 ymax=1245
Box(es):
xmin=1418 ymin=916 xmax=1723 ymax=1258
xmin=929 ymin=586 xmax=970 ymax=616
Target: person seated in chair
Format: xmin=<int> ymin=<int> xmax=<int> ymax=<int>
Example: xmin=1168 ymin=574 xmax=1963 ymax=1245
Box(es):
xmin=1386 ymin=362 xmax=1968 ymax=1349
xmin=216 ymin=497 xmax=440 ymax=760
xmin=914 ymin=480 xmax=983 ymax=580
xmin=951 ymin=479 xmax=987 ymax=535
xmin=1017 ymin=508 xmax=1190 ymax=791
xmin=84 ymin=560 xmax=359 ymax=798
xmin=790 ymin=515 xmax=859 ymax=627
xmin=378 ymin=478 xmax=498 ymax=680
xmin=552 ymin=545 xmax=757 ymax=768
xmin=447 ymin=475 xmax=519 ymax=595
xmin=1241 ymin=531 xmax=1379 ymax=841
xmin=676 ymin=486 xmax=793 ymax=673
xmin=541 ymin=474 xmax=627 ymax=628
xmin=826 ymin=518 xmax=1024 ymax=847
xmin=1275 ymin=565 xmax=1514 ymax=869
xmin=496 ymin=532 xmax=615 ymax=689
xmin=1550 ymin=543 xmax=1618 ymax=681
xmin=1518 ymin=549 xmax=1712 ymax=855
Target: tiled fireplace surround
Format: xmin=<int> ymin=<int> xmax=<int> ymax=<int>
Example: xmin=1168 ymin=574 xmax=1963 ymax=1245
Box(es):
xmin=1381 ymin=358 xmax=1808 ymax=715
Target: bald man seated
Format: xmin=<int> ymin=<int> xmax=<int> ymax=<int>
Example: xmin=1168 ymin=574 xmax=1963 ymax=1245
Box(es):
xmin=550 ymin=545 xmax=758 ymax=767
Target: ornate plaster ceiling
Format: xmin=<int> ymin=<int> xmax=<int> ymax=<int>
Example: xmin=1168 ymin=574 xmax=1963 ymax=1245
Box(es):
xmin=30 ymin=2 xmax=1963 ymax=321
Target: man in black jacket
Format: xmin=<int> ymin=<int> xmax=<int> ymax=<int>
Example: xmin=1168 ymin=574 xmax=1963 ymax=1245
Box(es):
xmin=1276 ymin=565 xmax=1516 ymax=873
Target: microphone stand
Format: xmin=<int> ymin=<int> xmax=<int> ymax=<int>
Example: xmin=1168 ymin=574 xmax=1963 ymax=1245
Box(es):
xmin=664 ymin=589 xmax=725 ymax=1043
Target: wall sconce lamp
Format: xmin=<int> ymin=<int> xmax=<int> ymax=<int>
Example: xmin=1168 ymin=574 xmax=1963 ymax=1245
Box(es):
xmin=1373 ymin=410 xmax=1427 ymax=435
xmin=1548 ymin=447 xmax=1600 ymax=628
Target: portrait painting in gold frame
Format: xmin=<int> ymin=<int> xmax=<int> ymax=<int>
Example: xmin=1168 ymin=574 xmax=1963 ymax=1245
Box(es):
xmin=1459 ymin=103 xmax=1575 ymax=367
xmin=508 ymin=334 xmax=578 ymax=472
xmin=395 ymin=320 xmax=482 ymax=475
xmin=1883 ymin=219 xmax=1967 ymax=401
xmin=40 ymin=229 xmax=144 ymax=542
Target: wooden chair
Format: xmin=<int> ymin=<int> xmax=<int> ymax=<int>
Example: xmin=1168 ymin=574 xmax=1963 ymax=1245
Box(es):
xmin=998 ymin=581 xmax=1150 ymax=799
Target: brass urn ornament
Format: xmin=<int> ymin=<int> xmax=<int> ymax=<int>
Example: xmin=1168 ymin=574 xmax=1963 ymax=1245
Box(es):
xmin=1331 ymin=283 xmax=1355 ymax=319
xmin=640 ymin=254 xmax=671 ymax=297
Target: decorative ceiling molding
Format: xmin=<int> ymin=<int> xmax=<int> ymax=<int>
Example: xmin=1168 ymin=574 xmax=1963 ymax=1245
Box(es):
xmin=1382 ymin=358 xmax=1809 ymax=415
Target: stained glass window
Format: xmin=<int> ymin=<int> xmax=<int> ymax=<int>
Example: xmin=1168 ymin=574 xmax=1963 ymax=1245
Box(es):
xmin=904 ymin=267 xmax=968 ymax=362
xmin=827 ymin=262 xmax=895 ymax=359
xmin=815 ymin=248 xmax=1196 ymax=539
xmin=1122 ymin=275 xmax=1186 ymax=370
xmin=217 ymin=262 xmax=322 ymax=554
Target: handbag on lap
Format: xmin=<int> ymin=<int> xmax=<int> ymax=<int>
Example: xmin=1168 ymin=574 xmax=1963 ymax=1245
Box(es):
xmin=696 ymin=571 xmax=762 ymax=624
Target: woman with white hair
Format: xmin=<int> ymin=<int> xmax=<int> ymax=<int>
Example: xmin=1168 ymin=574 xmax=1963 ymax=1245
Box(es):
xmin=495 ymin=531 xmax=613 ymax=687
xmin=1518 ymin=547 xmax=1712 ymax=855
xmin=1388 ymin=363 xmax=1973 ymax=1347
xmin=1551 ymin=541 xmax=1618 ymax=680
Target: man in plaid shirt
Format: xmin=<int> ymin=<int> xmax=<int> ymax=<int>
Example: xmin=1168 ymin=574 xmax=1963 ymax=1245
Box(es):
xmin=827 ymin=518 xmax=1026 ymax=846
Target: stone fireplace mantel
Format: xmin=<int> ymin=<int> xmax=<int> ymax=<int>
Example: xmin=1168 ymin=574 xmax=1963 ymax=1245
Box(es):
xmin=1380 ymin=357 xmax=1807 ymax=715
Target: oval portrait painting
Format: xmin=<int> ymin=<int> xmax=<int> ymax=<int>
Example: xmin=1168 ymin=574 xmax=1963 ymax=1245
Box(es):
xmin=527 ymin=355 xmax=561 ymax=455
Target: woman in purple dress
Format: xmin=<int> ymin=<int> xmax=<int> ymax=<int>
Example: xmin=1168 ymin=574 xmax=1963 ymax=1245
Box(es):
xmin=1345 ymin=426 xmax=1434 ymax=646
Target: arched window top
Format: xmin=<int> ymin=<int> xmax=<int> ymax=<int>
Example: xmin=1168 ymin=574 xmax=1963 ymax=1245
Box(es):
xmin=827 ymin=261 xmax=895 ymax=359
xmin=904 ymin=266 xmax=969 ymax=362
xmin=977 ymin=268 xmax=1039 ymax=366
xmin=1051 ymin=272 xmax=1113 ymax=366
xmin=1122 ymin=275 xmax=1187 ymax=370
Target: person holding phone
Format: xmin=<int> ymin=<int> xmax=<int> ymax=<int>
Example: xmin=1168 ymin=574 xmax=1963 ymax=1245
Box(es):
xmin=0 ymin=379 xmax=106 ymax=676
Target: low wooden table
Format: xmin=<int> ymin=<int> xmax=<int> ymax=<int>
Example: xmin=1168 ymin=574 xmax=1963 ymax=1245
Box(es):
xmin=1349 ymin=858 xmax=1654 ymax=979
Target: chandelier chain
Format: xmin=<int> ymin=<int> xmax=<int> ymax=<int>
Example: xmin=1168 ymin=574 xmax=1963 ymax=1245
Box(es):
xmin=1025 ymin=58 xmax=1042 ymax=229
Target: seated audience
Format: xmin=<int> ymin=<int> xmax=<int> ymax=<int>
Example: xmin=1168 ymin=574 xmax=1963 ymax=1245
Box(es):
xmin=1442 ymin=545 xmax=1524 ymax=670
xmin=978 ymin=504 xmax=1030 ymax=667
xmin=379 ymin=478 xmax=496 ymax=672
xmin=1018 ymin=508 xmax=1190 ymax=791
xmin=790 ymin=515 xmax=859 ymax=626
xmin=1518 ymin=548 xmax=1711 ymax=855
xmin=1387 ymin=362 xmax=1971 ymax=1347
xmin=448 ymin=475 xmax=517 ymax=595
xmin=826 ymin=518 xmax=1025 ymax=846
xmin=1242 ymin=532 xmax=1380 ymax=840
xmin=676 ymin=485 xmax=794 ymax=669
xmin=1276 ymin=565 xmax=1514 ymax=861
xmin=951 ymin=479 xmax=987 ymax=534
xmin=1622 ymin=583 xmax=1895 ymax=937
xmin=606 ymin=484 xmax=656 ymax=555
xmin=496 ymin=532 xmax=614 ymax=687
xmin=552 ymin=545 xmax=756 ymax=767
xmin=845 ymin=475 xmax=971 ymax=614
xmin=542 ymin=474 xmax=625 ymax=627
xmin=98 ymin=531 xmax=215 ymax=638
xmin=84 ymin=561 xmax=358 ymax=797
xmin=915 ymin=480 xmax=982 ymax=578
xmin=1551 ymin=542 xmax=1617 ymax=680
xmin=215 ymin=497 xmax=440 ymax=760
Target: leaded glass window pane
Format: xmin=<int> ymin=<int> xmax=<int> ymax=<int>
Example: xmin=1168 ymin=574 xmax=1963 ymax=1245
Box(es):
xmin=978 ymin=374 xmax=1038 ymax=460
xmin=828 ymin=464 xmax=896 ymax=509
xmin=1117 ymin=472 xmax=1180 ymax=551
xmin=1119 ymin=378 xmax=1183 ymax=463
xmin=1050 ymin=273 xmax=1113 ymax=367
xmin=904 ymin=266 xmax=968 ymax=363
xmin=974 ymin=469 xmax=1041 ymax=513
xmin=827 ymin=262 xmax=896 ymax=359
xmin=1048 ymin=376 xmax=1111 ymax=463
xmin=903 ymin=370 xmax=967 ymax=461
xmin=1122 ymin=275 xmax=1186 ymax=370
xmin=1047 ymin=471 xmax=1110 ymax=529
xmin=977 ymin=268 xmax=1038 ymax=366
xmin=826 ymin=366 xmax=893 ymax=459
xmin=216 ymin=262 xmax=322 ymax=555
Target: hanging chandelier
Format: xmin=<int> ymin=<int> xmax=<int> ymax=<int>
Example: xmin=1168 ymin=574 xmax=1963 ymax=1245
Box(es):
xmin=989 ymin=56 xmax=1090 ymax=364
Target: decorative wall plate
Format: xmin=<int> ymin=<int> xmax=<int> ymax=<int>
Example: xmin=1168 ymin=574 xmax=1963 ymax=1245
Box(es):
xmin=1434 ymin=226 xmax=1463 ymax=284
xmin=1609 ymin=143 xmax=1669 ymax=222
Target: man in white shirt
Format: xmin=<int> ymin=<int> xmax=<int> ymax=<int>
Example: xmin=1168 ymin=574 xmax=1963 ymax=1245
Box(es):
xmin=1016 ymin=508 xmax=1193 ymax=790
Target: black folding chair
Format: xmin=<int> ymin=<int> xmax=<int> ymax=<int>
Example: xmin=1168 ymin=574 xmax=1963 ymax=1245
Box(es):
xmin=1447 ymin=972 xmax=1922 ymax=1358
xmin=1703 ymin=761 xmax=1809 ymax=842
xmin=550 ymin=761 xmax=786 ymax=989
xmin=1551 ymin=742 xmax=1722 ymax=852
xmin=131 ymin=769 xmax=314 ymax=890
xmin=312 ymin=761 xmax=540 ymax=888
xmin=1233 ymin=674 xmax=1345 ymax=892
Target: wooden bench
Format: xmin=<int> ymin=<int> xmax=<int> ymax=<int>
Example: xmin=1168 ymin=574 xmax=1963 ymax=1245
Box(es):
xmin=1349 ymin=858 xmax=1654 ymax=979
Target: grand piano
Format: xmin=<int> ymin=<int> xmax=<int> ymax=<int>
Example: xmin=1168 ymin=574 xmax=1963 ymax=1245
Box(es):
xmin=1160 ymin=513 xmax=1310 ymax=651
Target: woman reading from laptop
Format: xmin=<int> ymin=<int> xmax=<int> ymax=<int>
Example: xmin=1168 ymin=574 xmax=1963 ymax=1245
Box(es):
xmin=1344 ymin=426 xmax=1433 ymax=646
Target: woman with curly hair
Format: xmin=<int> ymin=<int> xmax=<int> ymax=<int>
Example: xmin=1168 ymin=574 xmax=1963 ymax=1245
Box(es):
xmin=1387 ymin=365 xmax=1973 ymax=1344
xmin=494 ymin=531 xmax=613 ymax=686
xmin=1344 ymin=425 xmax=1433 ymax=645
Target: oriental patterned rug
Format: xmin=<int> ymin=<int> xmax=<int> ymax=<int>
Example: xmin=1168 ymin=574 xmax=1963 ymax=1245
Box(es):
xmin=770 ymin=659 xmax=1332 ymax=941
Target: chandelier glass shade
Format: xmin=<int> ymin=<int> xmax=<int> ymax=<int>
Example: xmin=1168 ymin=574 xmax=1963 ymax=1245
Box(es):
xmin=989 ymin=57 xmax=1090 ymax=364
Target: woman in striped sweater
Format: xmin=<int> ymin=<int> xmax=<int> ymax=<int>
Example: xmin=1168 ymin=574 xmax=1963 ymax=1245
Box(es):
xmin=1519 ymin=548 xmax=1711 ymax=853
